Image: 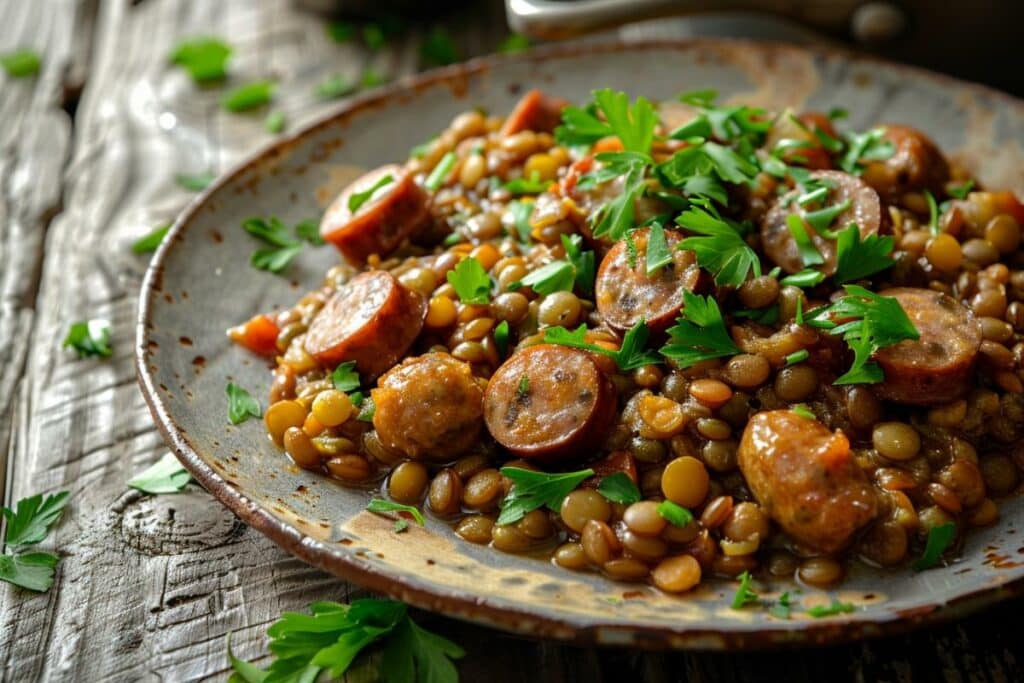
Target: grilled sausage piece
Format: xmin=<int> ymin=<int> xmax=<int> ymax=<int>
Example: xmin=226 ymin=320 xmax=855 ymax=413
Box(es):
xmin=861 ymin=124 xmax=950 ymax=200
xmin=738 ymin=410 xmax=878 ymax=553
xmin=595 ymin=227 xmax=702 ymax=332
xmin=303 ymin=270 xmax=426 ymax=377
xmin=761 ymin=170 xmax=883 ymax=275
xmin=874 ymin=287 xmax=982 ymax=406
xmin=484 ymin=344 xmax=615 ymax=460
xmin=500 ymin=89 xmax=569 ymax=136
xmin=320 ymin=164 xmax=430 ymax=263
xmin=371 ymin=353 xmax=484 ymax=461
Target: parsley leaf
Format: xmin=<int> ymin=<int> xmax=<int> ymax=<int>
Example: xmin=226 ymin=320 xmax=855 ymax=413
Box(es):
xmin=128 ymin=453 xmax=191 ymax=494
xmin=515 ymin=261 xmax=575 ymax=296
xmin=242 ymin=217 xmax=311 ymax=273
xmin=367 ymin=499 xmax=425 ymax=526
xmin=661 ymin=291 xmax=741 ymax=368
xmin=587 ymin=153 xmax=648 ymax=241
xmin=780 ymin=269 xmax=825 ymax=288
xmin=0 ymin=552 xmax=59 ymax=592
xmin=1 ymin=48 xmax=41 ymax=78
xmin=554 ymin=104 xmax=613 ymax=150
xmin=948 ymin=180 xmax=975 ymax=200
xmin=356 ymin=396 xmax=376 ymax=422
xmin=132 ymin=223 xmax=170 ymax=253
xmin=348 ymin=174 xmax=394 ymax=213
xmin=493 ymin=320 xmax=510 ymax=358
xmin=2 ymin=491 xmax=70 ymax=548
xmin=420 ymin=26 xmax=460 ymax=66
xmin=221 ymin=80 xmax=275 ymax=112
xmin=786 ymin=350 xmax=810 ymax=366
xmin=331 ymin=361 xmax=361 ymax=392
xmin=425 ymin=151 xmax=457 ymax=192
xmin=226 ymin=383 xmax=261 ymax=425
xmin=380 ymin=611 xmax=465 ymax=683
xmin=730 ymin=571 xmax=759 ymax=609
xmin=670 ymin=89 xmax=771 ymax=144
xmin=498 ymin=33 xmax=531 ymax=53
xmin=677 ymin=207 xmax=761 ymax=286
xmin=446 ymin=256 xmax=491 ymax=304
xmin=544 ymin=320 xmax=660 ymax=371
xmin=807 ymin=600 xmax=856 ymax=618
xmin=596 ymin=472 xmax=641 ymax=505
xmin=169 ymin=37 xmax=231 ymax=83
xmin=839 ymin=127 xmax=894 ymax=174
xmin=63 ymin=319 xmax=112 ymax=358
xmin=175 ymin=171 xmax=216 ymax=192
xmin=645 ymin=223 xmax=672 ymax=275
xmin=503 ymin=171 xmax=550 ymax=195
xmin=294 ymin=219 xmax=323 ymax=246
xmin=561 ymin=234 xmax=596 ymax=295
xmin=925 ymin=189 xmax=940 ymax=236
xmin=790 ymin=403 xmax=815 ymax=419
xmin=770 ymin=591 xmax=793 ymax=619
xmin=592 ymin=89 xmax=656 ymax=155
xmin=912 ymin=522 xmax=957 ymax=571
xmin=656 ymin=500 xmax=693 ymax=527
xmin=497 ymin=467 xmax=594 ymax=525
xmin=315 ymin=74 xmax=357 ymax=100
xmin=264 ymin=110 xmax=286 ymax=134
xmin=625 ymin=233 xmax=639 ymax=269
xmin=833 ymin=223 xmax=895 ymax=284
xmin=251 ymin=244 xmax=303 ymax=273
xmin=785 ymin=214 xmax=825 ymax=267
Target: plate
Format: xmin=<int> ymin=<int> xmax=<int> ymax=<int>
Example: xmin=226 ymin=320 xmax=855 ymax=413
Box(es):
xmin=137 ymin=39 xmax=1024 ymax=649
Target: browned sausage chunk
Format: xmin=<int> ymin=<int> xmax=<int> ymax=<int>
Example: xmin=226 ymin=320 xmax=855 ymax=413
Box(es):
xmin=500 ymin=90 xmax=568 ymax=136
xmin=303 ymin=270 xmax=426 ymax=377
xmin=873 ymin=287 xmax=982 ymax=405
xmin=738 ymin=410 xmax=877 ymax=553
xmin=861 ymin=124 xmax=950 ymax=200
xmin=371 ymin=353 xmax=484 ymax=460
xmin=320 ymin=164 xmax=430 ymax=263
xmin=761 ymin=170 xmax=883 ymax=275
xmin=595 ymin=227 xmax=702 ymax=332
xmin=484 ymin=344 xmax=616 ymax=460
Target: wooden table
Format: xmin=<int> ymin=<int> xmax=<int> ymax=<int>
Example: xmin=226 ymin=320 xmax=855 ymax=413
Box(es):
xmin=1 ymin=1 xmax=1021 ymax=680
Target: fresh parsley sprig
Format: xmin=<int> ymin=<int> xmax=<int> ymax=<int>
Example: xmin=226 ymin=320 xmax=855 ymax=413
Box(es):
xmin=555 ymin=89 xmax=657 ymax=155
xmin=132 ymin=223 xmax=171 ymax=254
xmin=670 ymin=89 xmax=771 ymax=144
xmin=446 ymin=256 xmax=491 ymax=304
xmin=497 ymin=467 xmax=594 ymax=525
xmin=0 ymin=490 xmax=69 ymax=592
xmin=63 ymin=319 xmax=112 ymax=359
xmin=543 ymin=320 xmax=660 ymax=371
xmin=596 ymin=472 xmax=641 ymax=505
xmin=839 ymin=127 xmax=894 ymax=174
xmin=832 ymin=223 xmax=895 ymax=284
xmin=169 ymin=37 xmax=231 ymax=83
xmin=242 ymin=216 xmax=322 ymax=274
xmin=226 ymin=383 xmax=261 ymax=425
xmin=660 ymin=291 xmax=741 ymax=368
xmin=561 ymin=234 xmax=596 ymax=295
xmin=912 ymin=522 xmax=957 ymax=571
xmin=677 ymin=206 xmax=761 ymax=286
xmin=128 ymin=453 xmax=191 ymax=494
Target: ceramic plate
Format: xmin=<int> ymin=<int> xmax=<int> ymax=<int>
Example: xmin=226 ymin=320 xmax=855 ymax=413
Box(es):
xmin=137 ymin=40 xmax=1024 ymax=649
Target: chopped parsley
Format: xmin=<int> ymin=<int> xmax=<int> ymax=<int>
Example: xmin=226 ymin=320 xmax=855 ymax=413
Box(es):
xmin=791 ymin=403 xmax=815 ymax=419
xmin=127 ymin=453 xmax=191 ymax=494
xmin=596 ymin=472 xmax=641 ymax=505
xmin=356 ymin=396 xmax=376 ymax=422
xmin=544 ymin=320 xmax=660 ymax=371
xmin=587 ymin=152 xmax=649 ymax=240
xmin=769 ymin=591 xmax=793 ymax=619
xmin=315 ymin=74 xmax=357 ymax=100
xmin=507 ymin=200 xmax=535 ymax=243
xmin=517 ymin=374 xmax=530 ymax=394
xmin=493 ymin=320 xmax=510 ymax=358
xmin=169 ymin=37 xmax=231 ymax=82
xmin=670 ymin=89 xmax=771 ymax=144
xmin=780 ymin=269 xmax=826 ymax=288
xmin=1 ymin=48 xmax=41 ymax=78
xmin=656 ymin=500 xmax=693 ymax=527
xmin=242 ymin=216 xmax=310 ymax=274
xmin=498 ymin=33 xmax=531 ymax=53
xmin=832 ymin=223 xmax=895 ymax=285
xmin=226 ymin=383 xmax=261 ymax=425
xmin=807 ymin=599 xmax=856 ymax=618
xmin=839 ymin=127 xmax=894 ymax=174
xmin=925 ymin=189 xmax=940 ymax=236
xmin=331 ymin=361 xmax=361 ymax=392
xmin=425 ymin=151 xmax=457 ymax=192
xmin=132 ymin=224 xmax=170 ymax=254
xmin=555 ymin=89 xmax=656 ymax=154
xmin=515 ymin=261 xmax=575 ymax=296
xmin=0 ymin=490 xmax=69 ymax=592
xmin=948 ymin=180 xmax=975 ymax=200
xmin=624 ymin=233 xmax=639 ymax=269
xmin=63 ymin=319 xmax=112 ymax=359
xmin=677 ymin=206 xmax=761 ymax=286
xmin=366 ymin=499 xmax=425 ymax=526
xmin=730 ymin=571 xmax=760 ymax=609
xmin=785 ymin=214 xmax=825 ymax=267
xmin=221 ymin=80 xmax=275 ymax=112
xmin=561 ymin=234 xmax=596 ymax=295
xmin=645 ymin=223 xmax=673 ymax=276
xmin=347 ymin=174 xmax=394 ymax=213
xmin=785 ymin=350 xmax=810 ymax=366
xmin=660 ymin=291 xmax=740 ymax=368
xmin=446 ymin=256 xmax=491 ymax=304
xmin=912 ymin=522 xmax=957 ymax=571
xmin=264 ymin=110 xmax=286 ymax=134
xmin=175 ymin=171 xmax=215 ymax=192
xmin=503 ymin=171 xmax=549 ymax=195
xmin=497 ymin=467 xmax=594 ymax=525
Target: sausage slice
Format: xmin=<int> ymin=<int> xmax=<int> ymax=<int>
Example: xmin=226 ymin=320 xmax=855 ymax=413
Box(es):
xmin=320 ymin=164 xmax=430 ymax=264
xmin=861 ymin=124 xmax=950 ymax=200
xmin=371 ymin=353 xmax=484 ymax=461
xmin=761 ymin=170 xmax=883 ymax=275
xmin=873 ymin=287 xmax=982 ymax=405
xmin=303 ymin=270 xmax=426 ymax=377
xmin=500 ymin=90 xmax=568 ymax=137
xmin=738 ymin=410 xmax=878 ymax=553
xmin=595 ymin=227 xmax=702 ymax=332
xmin=484 ymin=344 xmax=616 ymax=460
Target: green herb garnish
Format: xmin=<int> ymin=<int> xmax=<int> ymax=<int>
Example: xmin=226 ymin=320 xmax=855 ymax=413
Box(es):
xmin=839 ymin=127 xmax=894 ymax=174
xmin=63 ymin=320 xmax=112 ymax=358
xmin=912 ymin=522 xmax=957 ymax=571
xmin=785 ymin=350 xmax=810 ymax=366
xmin=497 ymin=467 xmax=594 ymax=525
xmin=175 ymin=171 xmax=216 ymax=192
xmin=561 ymin=234 xmax=596 ymax=295
xmin=948 ymin=180 xmax=974 ymax=200
xmin=656 ymin=500 xmax=693 ymax=527
xmin=226 ymin=383 xmax=261 ymax=425
xmin=503 ymin=171 xmax=549 ymax=195
xmin=785 ymin=214 xmax=825 ymax=267
xmin=515 ymin=261 xmax=575 ymax=296
xmin=677 ymin=207 xmax=761 ymax=286
xmin=544 ymin=320 xmax=660 ymax=371
xmin=925 ymin=189 xmax=940 ymax=236
xmin=331 ymin=361 xmax=361 ymax=392
xmin=660 ymin=291 xmax=740 ymax=368
xmin=169 ymin=37 xmax=231 ymax=82
xmin=493 ymin=320 xmax=510 ymax=358
xmin=425 ymin=151 xmax=457 ymax=192
xmin=0 ymin=489 xmax=68 ymax=593
xmin=128 ymin=453 xmax=191 ymax=494
xmin=730 ymin=571 xmax=760 ymax=609
xmin=507 ymin=200 xmax=534 ymax=244
xmin=356 ymin=396 xmax=376 ymax=422
xmin=832 ymin=223 xmax=895 ymax=285
xmin=596 ymin=472 xmax=641 ymax=505
xmin=791 ymin=403 xmax=815 ymax=420
xmin=420 ymin=26 xmax=459 ymax=66
xmin=770 ymin=591 xmax=793 ymax=619
xmin=367 ymin=499 xmax=425 ymax=526
xmin=315 ymin=74 xmax=357 ymax=100
xmin=348 ymin=174 xmax=394 ymax=213
xmin=644 ymin=223 xmax=673 ymax=275
xmin=264 ymin=110 xmax=286 ymax=134
xmin=221 ymin=80 xmax=274 ymax=112
xmin=780 ymin=269 xmax=825 ymax=288
xmin=498 ymin=33 xmax=530 ymax=53
xmin=446 ymin=256 xmax=491 ymax=304
xmin=132 ymin=224 xmax=170 ymax=254
xmin=807 ymin=600 xmax=856 ymax=618
xmin=1 ymin=48 xmax=41 ymax=78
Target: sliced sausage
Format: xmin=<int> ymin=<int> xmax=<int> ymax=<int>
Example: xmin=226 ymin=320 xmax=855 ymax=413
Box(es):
xmin=500 ymin=90 xmax=568 ymax=137
xmin=761 ymin=170 xmax=883 ymax=275
xmin=303 ymin=270 xmax=426 ymax=377
xmin=873 ymin=287 xmax=982 ymax=405
xmin=371 ymin=353 xmax=484 ymax=461
xmin=861 ymin=124 xmax=950 ymax=200
xmin=320 ymin=164 xmax=430 ymax=264
xmin=738 ymin=410 xmax=878 ymax=553
xmin=595 ymin=227 xmax=702 ymax=332
xmin=484 ymin=344 xmax=616 ymax=460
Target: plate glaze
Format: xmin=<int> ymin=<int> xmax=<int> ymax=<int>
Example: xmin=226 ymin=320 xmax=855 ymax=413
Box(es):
xmin=137 ymin=40 xmax=1024 ymax=649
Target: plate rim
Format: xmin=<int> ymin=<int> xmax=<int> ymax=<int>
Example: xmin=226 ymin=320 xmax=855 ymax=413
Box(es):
xmin=136 ymin=36 xmax=1024 ymax=650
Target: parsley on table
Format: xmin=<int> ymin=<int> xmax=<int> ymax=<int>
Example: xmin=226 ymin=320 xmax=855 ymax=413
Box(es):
xmin=780 ymin=269 xmax=825 ymax=288
xmin=503 ymin=171 xmax=550 ymax=195
xmin=63 ymin=319 xmax=112 ymax=359
xmin=561 ymin=234 xmax=596 ymax=295
xmin=326 ymin=20 xmax=356 ymax=43
xmin=544 ymin=320 xmax=660 ymax=371
xmin=420 ymin=26 xmax=460 ymax=66
xmin=226 ymin=383 xmax=261 ymax=425
xmin=644 ymin=223 xmax=672 ymax=276
xmin=315 ymin=74 xmax=357 ymax=100
xmin=0 ymin=490 xmax=69 ymax=592
xmin=497 ymin=467 xmax=594 ymax=525
xmin=498 ymin=33 xmax=531 ymax=53
xmin=730 ymin=571 xmax=760 ymax=609
xmin=227 ymin=599 xmax=464 ymax=683
xmin=425 ymin=151 xmax=457 ymax=192
xmin=264 ymin=110 xmax=286 ymax=134
xmin=221 ymin=80 xmax=275 ymax=112
xmin=493 ymin=320 xmax=510 ymax=358
xmin=790 ymin=403 xmax=815 ymax=419
xmin=807 ymin=600 xmax=856 ymax=618
xmin=367 ymin=499 xmax=426 ymax=526
xmin=948 ymin=179 xmax=974 ymax=199
xmin=769 ymin=591 xmax=793 ymax=619
xmin=361 ymin=68 xmax=387 ymax=89
xmin=132 ymin=224 xmax=171 ymax=254
xmin=596 ymin=472 xmax=641 ymax=505
xmin=656 ymin=500 xmax=693 ymax=527
xmin=175 ymin=171 xmax=216 ymax=192
xmin=169 ymin=37 xmax=231 ymax=83
xmin=785 ymin=214 xmax=825 ymax=267
xmin=348 ymin=174 xmax=395 ymax=213
xmin=677 ymin=206 xmax=761 ymax=286
xmin=128 ymin=453 xmax=191 ymax=494
xmin=1 ymin=49 xmax=41 ymax=78
xmin=806 ymin=285 xmax=919 ymax=385
xmin=660 ymin=291 xmax=741 ymax=368
xmin=362 ymin=23 xmax=386 ymax=50
xmin=446 ymin=256 xmax=491 ymax=304
xmin=832 ymin=223 xmax=895 ymax=285
xmin=839 ymin=127 xmax=894 ymax=174
xmin=331 ymin=361 xmax=361 ymax=392
xmin=514 ymin=261 xmax=575 ymax=296
xmin=912 ymin=522 xmax=957 ymax=571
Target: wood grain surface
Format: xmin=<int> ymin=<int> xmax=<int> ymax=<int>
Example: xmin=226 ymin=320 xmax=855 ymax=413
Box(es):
xmin=0 ymin=1 xmax=1021 ymax=681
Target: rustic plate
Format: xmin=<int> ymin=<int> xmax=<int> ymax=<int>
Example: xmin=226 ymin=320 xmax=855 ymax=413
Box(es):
xmin=137 ymin=39 xmax=1024 ymax=649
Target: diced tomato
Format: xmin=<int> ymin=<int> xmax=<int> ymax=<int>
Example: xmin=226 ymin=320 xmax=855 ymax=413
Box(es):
xmin=228 ymin=314 xmax=279 ymax=356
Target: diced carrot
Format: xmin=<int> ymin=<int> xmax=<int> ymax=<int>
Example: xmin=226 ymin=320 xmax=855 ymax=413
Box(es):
xmin=500 ymin=90 xmax=568 ymax=136
xmin=592 ymin=136 xmax=624 ymax=154
xmin=228 ymin=314 xmax=279 ymax=356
